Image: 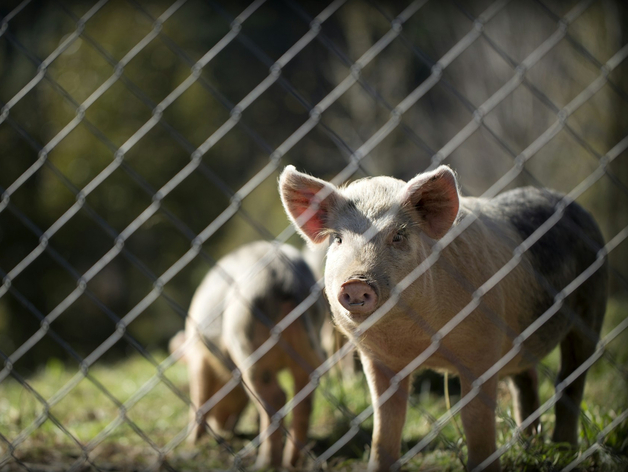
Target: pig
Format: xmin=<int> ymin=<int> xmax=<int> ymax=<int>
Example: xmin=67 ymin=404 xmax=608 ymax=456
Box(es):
xmin=185 ymin=240 xmax=325 ymax=469
xmin=279 ymin=165 xmax=607 ymax=472
xmin=169 ymin=329 xmax=187 ymax=361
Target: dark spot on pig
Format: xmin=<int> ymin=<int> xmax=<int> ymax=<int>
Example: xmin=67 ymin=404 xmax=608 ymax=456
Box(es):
xmin=493 ymin=187 xmax=604 ymax=320
xmin=260 ymin=370 xmax=272 ymax=384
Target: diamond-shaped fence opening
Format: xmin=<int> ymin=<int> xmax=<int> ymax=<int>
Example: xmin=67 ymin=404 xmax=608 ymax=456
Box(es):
xmin=1 ymin=0 xmax=627 ymax=471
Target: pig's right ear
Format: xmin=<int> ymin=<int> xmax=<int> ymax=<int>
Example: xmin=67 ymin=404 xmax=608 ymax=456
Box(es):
xmin=279 ymin=166 xmax=342 ymax=245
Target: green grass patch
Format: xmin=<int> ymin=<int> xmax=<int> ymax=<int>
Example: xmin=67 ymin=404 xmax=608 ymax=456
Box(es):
xmin=1 ymin=298 xmax=627 ymax=471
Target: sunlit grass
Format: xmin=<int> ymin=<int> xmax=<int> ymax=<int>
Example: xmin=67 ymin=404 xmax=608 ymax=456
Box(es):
xmin=1 ymin=298 xmax=626 ymax=471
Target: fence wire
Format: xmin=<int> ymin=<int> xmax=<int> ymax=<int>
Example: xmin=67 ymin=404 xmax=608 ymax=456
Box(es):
xmin=0 ymin=0 xmax=627 ymax=471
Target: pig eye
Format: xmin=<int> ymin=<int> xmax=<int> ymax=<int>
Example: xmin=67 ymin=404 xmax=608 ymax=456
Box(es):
xmin=392 ymin=232 xmax=404 ymax=243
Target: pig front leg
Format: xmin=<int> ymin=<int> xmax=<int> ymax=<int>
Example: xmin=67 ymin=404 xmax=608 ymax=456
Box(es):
xmin=361 ymin=353 xmax=410 ymax=472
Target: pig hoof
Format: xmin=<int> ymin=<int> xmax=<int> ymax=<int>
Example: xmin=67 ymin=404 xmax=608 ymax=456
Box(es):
xmin=252 ymin=460 xmax=271 ymax=471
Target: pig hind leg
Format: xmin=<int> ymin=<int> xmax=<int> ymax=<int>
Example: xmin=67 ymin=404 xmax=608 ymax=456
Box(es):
xmin=207 ymin=381 xmax=248 ymax=434
xmin=225 ymin=306 xmax=288 ymax=467
xmin=281 ymin=359 xmax=314 ymax=468
xmin=282 ymin=325 xmax=324 ymax=467
xmin=553 ymin=285 xmax=606 ymax=445
xmin=240 ymin=363 xmax=286 ymax=469
xmin=187 ymin=352 xmax=216 ymax=442
xmin=459 ymin=373 xmax=500 ymax=472
xmin=229 ymin=333 xmax=287 ymax=469
xmin=552 ymin=325 xmax=599 ymax=445
xmin=508 ymin=368 xmax=541 ymax=435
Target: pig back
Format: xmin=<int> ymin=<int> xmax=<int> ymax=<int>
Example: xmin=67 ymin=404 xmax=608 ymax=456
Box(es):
xmin=492 ymin=187 xmax=606 ymax=289
xmin=188 ymin=241 xmax=324 ymax=347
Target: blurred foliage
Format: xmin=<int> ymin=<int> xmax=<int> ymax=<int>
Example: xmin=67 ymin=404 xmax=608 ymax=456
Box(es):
xmin=0 ymin=0 xmax=627 ymax=385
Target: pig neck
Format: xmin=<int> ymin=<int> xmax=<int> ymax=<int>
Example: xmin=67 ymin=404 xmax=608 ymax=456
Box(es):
xmin=355 ymin=196 xmax=521 ymax=371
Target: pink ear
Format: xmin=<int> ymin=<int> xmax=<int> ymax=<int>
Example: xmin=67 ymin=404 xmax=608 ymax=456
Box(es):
xmin=279 ymin=166 xmax=341 ymax=245
xmin=402 ymin=166 xmax=459 ymax=240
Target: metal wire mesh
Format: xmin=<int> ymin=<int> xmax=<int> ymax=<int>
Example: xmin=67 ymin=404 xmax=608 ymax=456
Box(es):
xmin=1 ymin=0 xmax=627 ymax=471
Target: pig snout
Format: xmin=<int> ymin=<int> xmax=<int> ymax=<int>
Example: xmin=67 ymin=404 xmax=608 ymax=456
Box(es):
xmin=338 ymin=278 xmax=378 ymax=315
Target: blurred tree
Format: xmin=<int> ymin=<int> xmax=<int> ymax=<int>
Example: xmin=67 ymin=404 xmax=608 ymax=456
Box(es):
xmin=0 ymin=0 xmax=626 ymax=374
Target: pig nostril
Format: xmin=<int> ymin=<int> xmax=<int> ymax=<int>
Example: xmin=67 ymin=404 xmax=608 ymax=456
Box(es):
xmin=340 ymin=280 xmax=377 ymax=312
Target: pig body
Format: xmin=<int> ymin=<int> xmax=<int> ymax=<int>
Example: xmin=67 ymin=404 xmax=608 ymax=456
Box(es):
xmin=279 ymin=166 xmax=607 ymax=472
xmin=185 ymin=240 xmax=325 ymax=469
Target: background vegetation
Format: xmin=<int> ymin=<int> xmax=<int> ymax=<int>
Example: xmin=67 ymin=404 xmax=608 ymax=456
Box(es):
xmin=1 ymin=0 xmax=627 ymax=470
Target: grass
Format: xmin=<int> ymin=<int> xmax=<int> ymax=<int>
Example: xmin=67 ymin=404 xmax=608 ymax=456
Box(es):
xmin=1 ymin=298 xmax=627 ymax=471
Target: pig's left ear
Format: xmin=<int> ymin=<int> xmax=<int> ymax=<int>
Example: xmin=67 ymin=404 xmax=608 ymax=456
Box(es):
xmin=401 ymin=166 xmax=459 ymax=240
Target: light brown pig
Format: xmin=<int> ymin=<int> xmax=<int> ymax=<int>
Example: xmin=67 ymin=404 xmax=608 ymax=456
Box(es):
xmin=185 ymin=240 xmax=325 ymax=469
xmin=279 ymin=165 xmax=607 ymax=472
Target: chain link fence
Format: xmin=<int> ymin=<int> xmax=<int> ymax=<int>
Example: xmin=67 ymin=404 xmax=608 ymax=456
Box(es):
xmin=1 ymin=0 xmax=627 ymax=470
